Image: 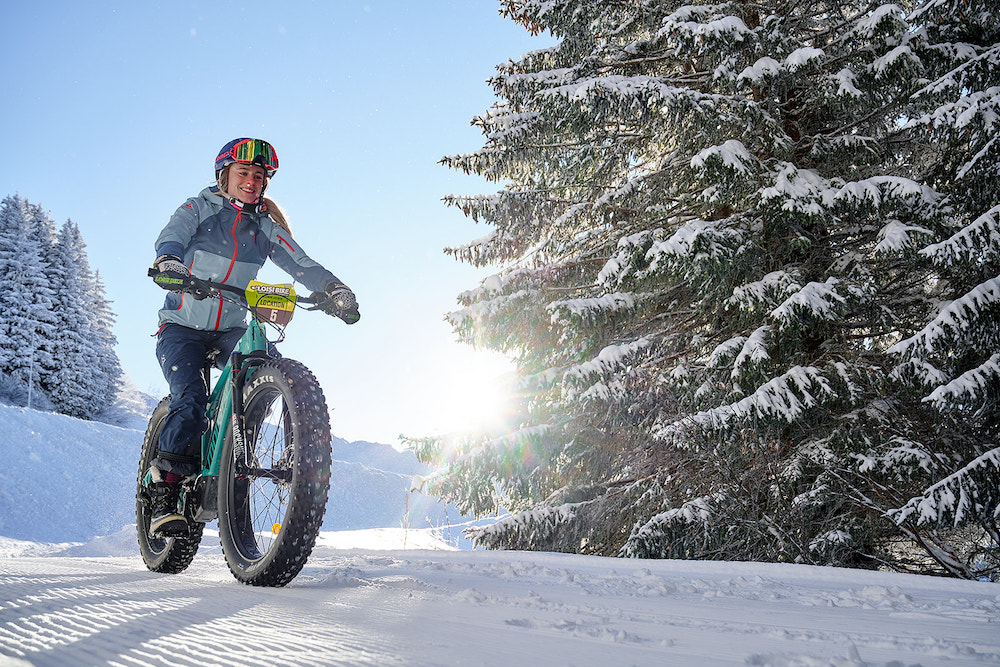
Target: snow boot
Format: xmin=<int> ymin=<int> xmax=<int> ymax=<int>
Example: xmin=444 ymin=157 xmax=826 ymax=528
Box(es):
xmin=148 ymin=481 xmax=188 ymax=536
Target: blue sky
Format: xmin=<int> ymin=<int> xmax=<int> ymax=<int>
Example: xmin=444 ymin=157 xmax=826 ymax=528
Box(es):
xmin=1 ymin=1 xmax=554 ymax=445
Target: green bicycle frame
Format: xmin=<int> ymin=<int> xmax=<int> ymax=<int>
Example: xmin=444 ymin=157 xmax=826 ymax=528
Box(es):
xmin=200 ymin=319 xmax=271 ymax=478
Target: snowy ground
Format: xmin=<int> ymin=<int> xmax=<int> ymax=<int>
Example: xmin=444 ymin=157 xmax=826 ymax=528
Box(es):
xmin=1 ymin=527 xmax=998 ymax=666
xmin=0 ymin=403 xmax=997 ymax=665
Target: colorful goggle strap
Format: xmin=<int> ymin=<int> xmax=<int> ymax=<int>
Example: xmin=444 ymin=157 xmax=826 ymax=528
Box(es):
xmin=219 ymin=139 xmax=279 ymax=172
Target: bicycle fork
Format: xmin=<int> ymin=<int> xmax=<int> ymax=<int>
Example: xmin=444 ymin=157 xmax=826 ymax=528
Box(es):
xmin=229 ymin=350 xmax=269 ymax=471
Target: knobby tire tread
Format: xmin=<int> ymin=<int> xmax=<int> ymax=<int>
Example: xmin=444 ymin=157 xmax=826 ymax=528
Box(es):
xmin=218 ymin=358 xmax=332 ymax=587
xmin=136 ymin=397 xmax=204 ymax=573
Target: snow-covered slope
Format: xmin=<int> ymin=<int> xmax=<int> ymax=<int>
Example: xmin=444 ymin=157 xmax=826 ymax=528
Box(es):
xmin=0 ymin=403 xmax=471 ymax=546
xmin=1 ymin=543 xmax=998 ymax=666
xmin=0 ymin=401 xmax=998 ymax=666
xmin=0 ymin=405 xmax=140 ymax=543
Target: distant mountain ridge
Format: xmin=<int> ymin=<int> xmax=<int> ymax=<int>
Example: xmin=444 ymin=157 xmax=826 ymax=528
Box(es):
xmin=0 ymin=392 xmax=474 ymax=547
xmin=331 ymin=436 xmax=426 ymax=475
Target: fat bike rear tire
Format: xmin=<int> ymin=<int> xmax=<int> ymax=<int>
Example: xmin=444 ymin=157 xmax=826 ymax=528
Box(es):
xmin=218 ymin=358 xmax=332 ymax=587
xmin=136 ymin=397 xmax=204 ymax=573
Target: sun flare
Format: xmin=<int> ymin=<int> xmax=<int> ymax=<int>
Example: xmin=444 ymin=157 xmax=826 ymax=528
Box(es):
xmin=426 ymin=347 xmax=515 ymax=436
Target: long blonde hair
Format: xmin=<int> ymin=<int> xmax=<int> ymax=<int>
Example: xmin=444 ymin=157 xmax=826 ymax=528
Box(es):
xmin=262 ymin=197 xmax=292 ymax=236
xmin=218 ymin=164 xmax=293 ymax=237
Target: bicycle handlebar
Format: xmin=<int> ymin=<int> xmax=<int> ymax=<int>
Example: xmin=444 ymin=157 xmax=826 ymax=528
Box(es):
xmin=147 ymin=268 xmax=323 ymax=306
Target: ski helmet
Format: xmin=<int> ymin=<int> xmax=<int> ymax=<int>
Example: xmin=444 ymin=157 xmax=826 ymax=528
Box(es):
xmin=214 ymin=138 xmax=279 ymax=180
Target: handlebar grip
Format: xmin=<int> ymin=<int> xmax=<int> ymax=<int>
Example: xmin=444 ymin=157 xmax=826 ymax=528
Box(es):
xmin=149 ymin=267 xmax=216 ymax=300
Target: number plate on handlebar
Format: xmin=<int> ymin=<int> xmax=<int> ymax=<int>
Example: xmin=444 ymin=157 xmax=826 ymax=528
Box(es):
xmin=246 ymin=281 xmax=297 ymax=326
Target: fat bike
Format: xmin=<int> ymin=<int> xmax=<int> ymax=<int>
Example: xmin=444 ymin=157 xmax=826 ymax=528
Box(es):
xmin=137 ymin=269 xmax=348 ymax=586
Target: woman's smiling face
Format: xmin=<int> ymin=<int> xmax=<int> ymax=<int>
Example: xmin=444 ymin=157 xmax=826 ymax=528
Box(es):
xmin=225 ymin=163 xmax=267 ymax=204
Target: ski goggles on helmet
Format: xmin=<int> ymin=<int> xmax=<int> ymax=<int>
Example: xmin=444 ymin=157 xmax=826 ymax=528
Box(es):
xmin=215 ymin=138 xmax=279 ymax=176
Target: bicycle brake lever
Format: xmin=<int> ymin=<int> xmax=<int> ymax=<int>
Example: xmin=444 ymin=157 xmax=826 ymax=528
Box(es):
xmin=188 ymin=284 xmax=215 ymax=300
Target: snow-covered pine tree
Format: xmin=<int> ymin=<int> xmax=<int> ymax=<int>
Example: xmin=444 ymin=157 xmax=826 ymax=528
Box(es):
xmin=877 ymin=0 xmax=1000 ymax=577
xmin=0 ymin=196 xmax=122 ymax=418
xmin=0 ymin=195 xmax=57 ymax=406
xmin=84 ymin=269 xmax=122 ymax=415
xmin=47 ymin=220 xmax=102 ymax=417
xmin=421 ymin=0 xmax=997 ymax=577
xmin=24 ymin=201 xmax=67 ymax=400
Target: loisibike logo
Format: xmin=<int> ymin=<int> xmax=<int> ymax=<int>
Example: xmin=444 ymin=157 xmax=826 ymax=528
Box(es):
xmin=252 ymin=284 xmax=291 ymax=297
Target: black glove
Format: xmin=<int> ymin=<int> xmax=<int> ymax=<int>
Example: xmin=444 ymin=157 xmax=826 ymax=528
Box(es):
xmin=321 ymin=283 xmax=360 ymax=324
xmin=151 ymin=255 xmax=210 ymax=300
xmin=152 ymin=254 xmax=190 ymax=294
xmin=154 ymin=254 xmax=189 ymax=276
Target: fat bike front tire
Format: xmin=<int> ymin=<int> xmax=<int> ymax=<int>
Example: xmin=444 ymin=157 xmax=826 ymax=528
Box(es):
xmin=218 ymin=358 xmax=332 ymax=587
xmin=136 ymin=397 xmax=204 ymax=573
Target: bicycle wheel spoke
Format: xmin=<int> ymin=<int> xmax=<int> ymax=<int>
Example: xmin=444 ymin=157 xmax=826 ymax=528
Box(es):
xmin=232 ymin=390 xmax=296 ymax=556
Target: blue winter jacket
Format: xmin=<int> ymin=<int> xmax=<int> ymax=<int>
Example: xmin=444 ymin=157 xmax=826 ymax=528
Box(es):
xmin=155 ymin=186 xmax=340 ymax=331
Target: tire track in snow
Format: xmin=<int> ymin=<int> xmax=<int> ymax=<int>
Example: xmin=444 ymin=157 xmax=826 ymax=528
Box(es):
xmin=1 ymin=549 xmax=998 ymax=666
xmin=0 ymin=557 xmax=403 ymax=667
xmin=306 ymin=553 xmax=1000 ymax=665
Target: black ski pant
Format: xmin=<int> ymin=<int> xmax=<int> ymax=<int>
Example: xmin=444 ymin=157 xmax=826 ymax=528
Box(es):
xmin=152 ymin=323 xmax=245 ymax=477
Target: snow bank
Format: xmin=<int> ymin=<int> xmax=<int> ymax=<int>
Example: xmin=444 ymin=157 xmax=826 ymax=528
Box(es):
xmin=0 ymin=405 xmax=475 ymax=548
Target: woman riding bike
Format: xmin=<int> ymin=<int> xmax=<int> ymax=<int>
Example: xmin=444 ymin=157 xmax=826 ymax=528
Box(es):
xmin=149 ymin=137 xmax=359 ymax=536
